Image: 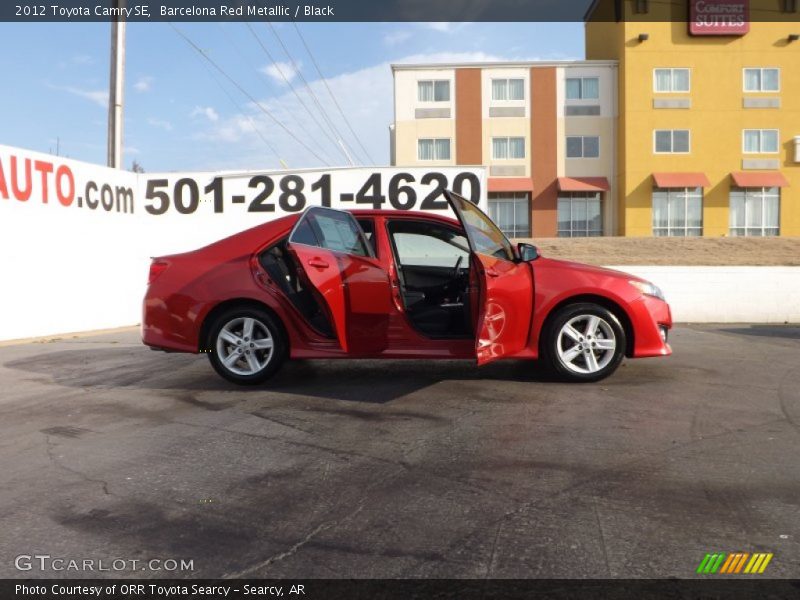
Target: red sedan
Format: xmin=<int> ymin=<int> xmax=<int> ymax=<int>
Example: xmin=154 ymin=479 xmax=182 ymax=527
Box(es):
xmin=142 ymin=191 xmax=671 ymax=384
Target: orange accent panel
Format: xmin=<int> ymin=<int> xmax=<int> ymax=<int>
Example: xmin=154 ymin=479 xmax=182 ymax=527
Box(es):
xmin=488 ymin=177 xmax=534 ymax=192
xmin=530 ymin=68 xmax=558 ymax=238
xmin=455 ymin=69 xmax=482 ymax=165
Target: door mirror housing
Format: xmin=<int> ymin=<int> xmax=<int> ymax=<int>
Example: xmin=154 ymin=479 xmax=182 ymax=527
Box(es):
xmin=517 ymin=242 xmax=539 ymax=262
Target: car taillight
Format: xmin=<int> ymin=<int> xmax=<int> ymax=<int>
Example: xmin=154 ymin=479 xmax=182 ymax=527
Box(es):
xmin=148 ymin=260 xmax=169 ymax=285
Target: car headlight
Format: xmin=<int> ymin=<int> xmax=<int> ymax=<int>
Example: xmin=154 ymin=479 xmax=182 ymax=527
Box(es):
xmin=629 ymin=280 xmax=666 ymax=302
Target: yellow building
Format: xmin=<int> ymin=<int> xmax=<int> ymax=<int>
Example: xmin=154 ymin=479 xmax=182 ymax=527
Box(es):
xmin=586 ymin=0 xmax=800 ymax=236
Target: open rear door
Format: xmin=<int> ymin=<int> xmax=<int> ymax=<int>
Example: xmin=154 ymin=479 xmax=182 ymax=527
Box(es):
xmin=443 ymin=190 xmax=534 ymax=365
xmin=286 ymin=206 xmax=391 ymax=355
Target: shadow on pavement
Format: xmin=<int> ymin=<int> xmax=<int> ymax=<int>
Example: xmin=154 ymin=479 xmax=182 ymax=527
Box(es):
xmin=4 ymin=346 xmax=559 ymax=404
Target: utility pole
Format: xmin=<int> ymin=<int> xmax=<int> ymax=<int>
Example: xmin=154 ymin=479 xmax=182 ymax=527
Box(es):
xmin=107 ymin=0 xmax=126 ymax=168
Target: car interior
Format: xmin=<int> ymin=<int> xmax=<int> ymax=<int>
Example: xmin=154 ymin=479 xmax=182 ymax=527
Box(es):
xmin=259 ymin=216 xmax=473 ymax=341
xmin=386 ymin=219 xmax=473 ymax=339
xmin=258 ymin=218 xmax=377 ymax=340
xmin=259 ymin=238 xmax=335 ymax=337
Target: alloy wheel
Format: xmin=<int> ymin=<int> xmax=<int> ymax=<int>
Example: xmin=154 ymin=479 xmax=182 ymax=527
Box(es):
xmin=556 ymin=314 xmax=617 ymax=375
xmin=215 ymin=317 xmax=275 ymax=376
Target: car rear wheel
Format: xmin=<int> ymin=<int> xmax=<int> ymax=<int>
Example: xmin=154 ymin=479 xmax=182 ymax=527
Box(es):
xmin=207 ymin=308 xmax=287 ymax=385
xmin=542 ymin=303 xmax=626 ymax=383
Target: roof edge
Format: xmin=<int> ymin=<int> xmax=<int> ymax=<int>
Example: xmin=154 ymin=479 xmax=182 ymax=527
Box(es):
xmin=391 ymin=60 xmax=619 ymax=71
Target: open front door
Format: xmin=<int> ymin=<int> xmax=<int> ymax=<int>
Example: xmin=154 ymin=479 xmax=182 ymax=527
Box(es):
xmin=286 ymin=206 xmax=391 ymax=355
xmin=444 ymin=190 xmax=534 ymax=365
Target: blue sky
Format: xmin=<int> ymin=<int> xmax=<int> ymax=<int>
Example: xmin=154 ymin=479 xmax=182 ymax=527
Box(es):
xmin=0 ymin=22 xmax=584 ymax=172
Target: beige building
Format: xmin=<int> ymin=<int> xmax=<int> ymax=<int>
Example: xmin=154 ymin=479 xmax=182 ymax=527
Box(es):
xmin=392 ymin=61 xmax=619 ymax=237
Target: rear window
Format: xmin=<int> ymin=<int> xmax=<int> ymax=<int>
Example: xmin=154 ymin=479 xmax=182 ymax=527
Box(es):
xmin=289 ymin=207 xmax=372 ymax=258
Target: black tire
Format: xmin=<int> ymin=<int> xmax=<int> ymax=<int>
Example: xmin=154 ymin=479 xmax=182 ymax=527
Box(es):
xmin=541 ymin=303 xmax=626 ymax=383
xmin=206 ymin=307 xmax=287 ymax=385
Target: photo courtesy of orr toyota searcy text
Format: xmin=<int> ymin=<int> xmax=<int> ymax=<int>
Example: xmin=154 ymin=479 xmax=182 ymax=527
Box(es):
xmin=15 ymin=583 xmax=297 ymax=597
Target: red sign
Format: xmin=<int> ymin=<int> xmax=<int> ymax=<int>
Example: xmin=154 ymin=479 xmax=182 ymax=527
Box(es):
xmin=689 ymin=0 xmax=749 ymax=36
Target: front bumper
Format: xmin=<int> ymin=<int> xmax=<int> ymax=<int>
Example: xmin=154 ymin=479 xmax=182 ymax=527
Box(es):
xmin=630 ymin=295 xmax=673 ymax=358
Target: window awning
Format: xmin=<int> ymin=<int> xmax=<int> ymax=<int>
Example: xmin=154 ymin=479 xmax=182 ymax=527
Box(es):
xmin=731 ymin=171 xmax=789 ymax=188
xmin=557 ymin=177 xmax=610 ymax=192
xmin=487 ymin=177 xmax=534 ymax=193
xmin=652 ymin=172 xmax=711 ymax=188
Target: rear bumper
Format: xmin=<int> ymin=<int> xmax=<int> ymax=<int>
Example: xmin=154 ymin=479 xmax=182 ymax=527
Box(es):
xmin=630 ymin=296 xmax=673 ymax=358
xmin=141 ymin=295 xmax=198 ymax=353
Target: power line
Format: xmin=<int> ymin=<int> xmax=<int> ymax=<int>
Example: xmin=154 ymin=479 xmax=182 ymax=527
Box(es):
xmin=216 ymin=22 xmax=335 ymax=166
xmin=244 ymin=22 xmax=349 ymax=165
xmin=265 ymin=21 xmax=363 ymax=166
xmin=291 ymin=21 xmax=376 ymax=165
xmin=169 ymin=23 xmax=329 ymax=166
xmin=197 ymin=53 xmax=283 ymax=166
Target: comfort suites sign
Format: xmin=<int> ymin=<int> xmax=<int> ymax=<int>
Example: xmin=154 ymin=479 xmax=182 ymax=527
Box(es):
xmin=689 ymin=0 xmax=749 ymax=36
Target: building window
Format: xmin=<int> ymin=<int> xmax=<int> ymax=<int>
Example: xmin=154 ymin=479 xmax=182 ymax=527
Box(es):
xmin=566 ymin=77 xmax=600 ymax=100
xmin=654 ymin=129 xmax=690 ymax=154
xmin=558 ymin=192 xmax=603 ymax=237
xmin=492 ymin=137 xmax=525 ymax=159
xmin=744 ymin=68 xmax=780 ymax=92
xmin=654 ymin=68 xmax=690 ymax=93
xmin=652 ymin=187 xmax=703 ymax=236
xmin=743 ymin=129 xmax=779 ymax=153
xmin=730 ymin=187 xmax=780 ymax=236
xmin=417 ymin=80 xmax=450 ymax=102
xmin=566 ymin=136 xmax=600 ymax=158
xmin=491 ymin=78 xmax=525 ymax=101
xmin=488 ymin=193 xmax=530 ymax=238
xmin=417 ymin=138 xmax=451 ymax=161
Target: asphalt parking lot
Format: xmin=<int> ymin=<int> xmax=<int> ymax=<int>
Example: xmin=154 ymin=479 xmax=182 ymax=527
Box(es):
xmin=1 ymin=324 xmax=799 ymax=579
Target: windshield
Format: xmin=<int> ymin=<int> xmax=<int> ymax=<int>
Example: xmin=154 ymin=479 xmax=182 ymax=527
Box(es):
xmin=444 ymin=191 xmax=515 ymax=261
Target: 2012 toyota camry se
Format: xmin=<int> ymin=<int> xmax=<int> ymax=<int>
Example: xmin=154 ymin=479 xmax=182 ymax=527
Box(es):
xmin=142 ymin=191 xmax=672 ymax=384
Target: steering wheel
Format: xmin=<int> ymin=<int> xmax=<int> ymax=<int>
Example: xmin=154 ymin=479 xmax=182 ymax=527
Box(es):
xmin=451 ymin=255 xmax=464 ymax=280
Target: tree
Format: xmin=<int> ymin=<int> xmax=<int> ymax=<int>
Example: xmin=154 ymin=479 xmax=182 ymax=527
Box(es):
xmin=130 ymin=160 xmax=145 ymax=173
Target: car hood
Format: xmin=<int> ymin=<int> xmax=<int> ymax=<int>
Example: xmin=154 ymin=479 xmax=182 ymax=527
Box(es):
xmin=535 ymin=256 xmax=647 ymax=283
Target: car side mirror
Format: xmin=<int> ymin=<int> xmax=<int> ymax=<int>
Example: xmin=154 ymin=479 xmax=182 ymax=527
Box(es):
xmin=517 ymin=242 xmax=539 ymax=262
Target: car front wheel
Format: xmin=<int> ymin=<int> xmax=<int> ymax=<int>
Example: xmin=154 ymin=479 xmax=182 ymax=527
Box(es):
xmin=207 ymin=308 xmax=287 ymax=385
xmin=542 ymin=303 xmax=626 ymax=383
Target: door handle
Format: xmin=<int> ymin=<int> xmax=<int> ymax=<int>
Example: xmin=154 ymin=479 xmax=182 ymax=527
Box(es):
xmin=307 ymin=257 xmax=330 ymax=269
xmin=486 ymin=268 xmax=500 ymax=278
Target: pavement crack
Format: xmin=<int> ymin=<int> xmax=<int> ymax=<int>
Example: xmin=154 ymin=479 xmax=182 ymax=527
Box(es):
xmin=778 ymin=370 xmax=800 ymax=435
xmin=592 ymin=496 xmax=611 ymax=576
xmin=222 ymin=505 xmax=365 ymax=578
xmin=249 ymin=410 xmax=313 ymax=435
xmin=485 ymin=520 xmax=503 ymax=579
xmin=44 ymin=434 xmax=112 ymax=496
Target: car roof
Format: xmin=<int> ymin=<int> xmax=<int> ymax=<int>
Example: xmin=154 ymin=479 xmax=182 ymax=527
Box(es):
xmin=269 ymin=208 xmax=461 ymax=227
xmin=348 ymin=209 xmax=460 ymax=226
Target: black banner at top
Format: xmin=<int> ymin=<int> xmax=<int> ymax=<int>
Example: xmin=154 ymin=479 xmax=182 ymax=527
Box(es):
xmin=4 ymin=0 xmax=800 ymax=23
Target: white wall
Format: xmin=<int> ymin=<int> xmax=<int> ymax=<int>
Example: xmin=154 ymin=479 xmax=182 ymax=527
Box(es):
xmin=0 ymin=144 xmax=485 ymax=341
xmin=613 ymin=266 xmax=800 ymax=323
